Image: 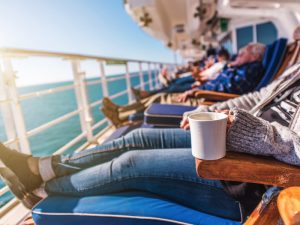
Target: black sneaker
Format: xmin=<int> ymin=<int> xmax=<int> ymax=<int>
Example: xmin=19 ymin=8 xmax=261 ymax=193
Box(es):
xmin=0 ymin=167 xmax=42 ymax=209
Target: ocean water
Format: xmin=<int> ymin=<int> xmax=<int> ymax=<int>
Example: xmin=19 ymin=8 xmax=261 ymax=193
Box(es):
xmin=0 ymin=71 xmax=156 ymax=207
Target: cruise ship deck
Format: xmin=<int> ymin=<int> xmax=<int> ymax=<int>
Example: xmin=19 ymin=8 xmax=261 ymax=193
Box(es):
xmin=1 ymin=0 xmax=300 ymax=225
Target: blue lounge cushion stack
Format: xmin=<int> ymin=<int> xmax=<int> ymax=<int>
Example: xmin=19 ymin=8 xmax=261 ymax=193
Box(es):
xmin=144 ymin=104 xmax=197 ymax=127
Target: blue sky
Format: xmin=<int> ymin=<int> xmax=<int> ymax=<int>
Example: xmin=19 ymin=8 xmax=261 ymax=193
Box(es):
xmin=0 ymin=0 xmax=178 ymax=86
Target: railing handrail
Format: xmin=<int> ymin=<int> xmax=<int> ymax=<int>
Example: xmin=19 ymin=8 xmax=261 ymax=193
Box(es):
xmin=0 ymin=47 xmax=173 ymax=65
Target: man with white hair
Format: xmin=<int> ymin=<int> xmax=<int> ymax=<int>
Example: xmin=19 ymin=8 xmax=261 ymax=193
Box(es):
xmin=176 ymin=43 xmax=266 ymax=102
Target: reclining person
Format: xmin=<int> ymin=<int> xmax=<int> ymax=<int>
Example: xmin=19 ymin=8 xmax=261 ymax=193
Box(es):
xmin=158 ymin=61 xmax=199 ymax=87
xmin=132 ymin=60 xmax=202 ymax=100
xmin=133 ymin=43 xmax=264 ymax=100
xmin=1 ymin=62 xmax=300 ymax=223
xmin=191 ymin=48 xmax=230 ymax=88
xmin=176 ymin=43 xmax=265 ymax=102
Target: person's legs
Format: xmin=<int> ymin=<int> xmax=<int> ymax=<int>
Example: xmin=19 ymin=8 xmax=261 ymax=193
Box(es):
xmin=47 ymin=128 xmax=191 ymax=177
xmin=172 ymin=76 xmax=194 ymax=85
xmin=103 ymin=94 xmax=163 ymax=115
xmin=45 ymin=148 xmax=241 ymax=221
xmin=164 ymin=82 xmax=193 ymax=93
xmin=103 ymin=93 xmax=175 ymax=125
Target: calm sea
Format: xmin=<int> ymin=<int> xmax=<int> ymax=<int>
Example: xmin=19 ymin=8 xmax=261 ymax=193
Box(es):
xmin=0 ymin=71 xmax=155 ymax=207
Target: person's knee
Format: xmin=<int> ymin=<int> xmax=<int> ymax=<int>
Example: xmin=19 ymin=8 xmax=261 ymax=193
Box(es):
xmin=112 ymin=151 xmax=140 ymax=175
xmin=126 ymin=128 xmax=147 ymax=139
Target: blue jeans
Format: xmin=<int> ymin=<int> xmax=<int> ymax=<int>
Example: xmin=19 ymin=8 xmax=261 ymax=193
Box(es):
xmin=172 ymin=76 xmax=195 ymax=85
xmin=45 ymin=128 xmax=241 ymax=221
xmin=150 ymin=76 xmax=195 ymax=94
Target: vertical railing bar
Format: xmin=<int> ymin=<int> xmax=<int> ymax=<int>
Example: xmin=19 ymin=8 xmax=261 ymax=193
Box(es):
xmin=0 ymin=61 xmax=18 ymax=150
xmin=152 ymin=63 xmax=156 ymax=90
xmin=156 ymin=63 xmax=161 ymax=89
xmin=2 ymin=57 xmax=30 ymax=154
xmin=125 ymin=62 xmax=133 ymax=103
xmin=98 ymin=60 xmax=113 ymax=126
xmin=148 ymin=63 xmax=153 ymax=90
xmin=99 ymin=61 xmax=109 ymax=97
xmin=138 ymin=62 xmax=145 ymax=90
xmin=71 ymin=60 xmax=94 ymax=143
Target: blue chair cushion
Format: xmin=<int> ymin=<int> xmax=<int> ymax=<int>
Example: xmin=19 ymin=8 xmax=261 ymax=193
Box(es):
xmin=144 ymin=103 xmax=197 ymax=127
xmin=129 ymin=112 xmax=145 ymax=121
xmin=261 ymin=41 xmax=275 ymax=69
xmin=32 ymin=192 xmax=241 ymax=225
xmin=256 ymin=38 xmax=288 ymax=90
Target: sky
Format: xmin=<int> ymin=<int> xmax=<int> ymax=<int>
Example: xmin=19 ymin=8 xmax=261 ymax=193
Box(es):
xmin=0 ymin=0 xmax=178 ymax=86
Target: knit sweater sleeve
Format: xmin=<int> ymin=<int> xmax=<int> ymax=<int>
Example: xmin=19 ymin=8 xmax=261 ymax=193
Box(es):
xmin=227 ymin=109 xmax=300 ymax=166
xmin=206 ymin=88 xmax=265 ymax=111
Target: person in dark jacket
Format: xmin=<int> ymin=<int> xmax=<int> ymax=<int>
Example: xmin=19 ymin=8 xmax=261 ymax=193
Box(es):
xmin=176 ymin=43 xmax=265 ymax=102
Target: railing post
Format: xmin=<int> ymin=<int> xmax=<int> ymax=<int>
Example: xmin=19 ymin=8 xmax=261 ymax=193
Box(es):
xmin=125 ymin=62 xmax=134 ymax=103
xmin=2 ymin=57 xmax=31 ymax=154
xmin=148 ymin=63 xmax=153 ymax=90
xmin=138 ymin=62 xmax=145 ymax=90
xmin=99 ymin=61 xmax=109 ymax=97
xmin=0 ymin=61 xmax=18 ymax=149
xmin=71 ymin=60 xmax=94 ymax=143
xmin=99 ymin=60 xmax=112 ymax=126
xmin=155 ymin=63 xmax=160 ymax=89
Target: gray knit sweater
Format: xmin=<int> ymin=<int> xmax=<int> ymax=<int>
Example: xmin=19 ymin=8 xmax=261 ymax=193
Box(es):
xmin=184 ymin=63 xmax=300 ymax=166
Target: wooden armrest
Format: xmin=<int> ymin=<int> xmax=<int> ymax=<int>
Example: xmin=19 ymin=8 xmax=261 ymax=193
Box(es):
xmin=278 ymin=187 xmax=300 ymax=225
xmin=245 ymin=197 xmax=280 ymax=225
xmin=194 ymin=90 xmax=240 ymax=101
xmin=195 ymin=152 xmax=300 ymax=187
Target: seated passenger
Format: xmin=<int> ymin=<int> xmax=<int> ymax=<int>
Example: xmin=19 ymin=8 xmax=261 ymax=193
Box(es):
xmin=1 ymin=62 xmax=300 ymax=223
xmin=157 ymin=67 xmax=171 ymax=87
xmin=191 ymin=48 xmax=230 ymax=88
xmin=176 ymin=43 xmax=265 ymax=102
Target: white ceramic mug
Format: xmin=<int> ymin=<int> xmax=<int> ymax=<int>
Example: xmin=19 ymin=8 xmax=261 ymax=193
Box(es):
xmin=188 ymin=112 xmax=228 ymax=160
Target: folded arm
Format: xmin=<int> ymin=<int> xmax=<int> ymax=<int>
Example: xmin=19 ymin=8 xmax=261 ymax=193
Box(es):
xmin=227 ymin=109 xmax=300 ymax=166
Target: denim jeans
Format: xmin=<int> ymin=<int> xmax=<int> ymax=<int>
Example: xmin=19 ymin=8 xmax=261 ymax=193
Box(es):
xmin=150 ymin=76 xmax=195 ymax=94
xmin=172 ymin=76 xmax=195 ymax=85
xmin=45 ymin=128 xmax=241 ymax=221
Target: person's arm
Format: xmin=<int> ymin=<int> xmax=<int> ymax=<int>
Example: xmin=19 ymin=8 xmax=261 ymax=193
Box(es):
xmin=200 ymin=62 xmax=225 ymax=81
xmin=206 ymin=88 xmax=264 ymax=111
xmin=227 ymin=109 xmax=300 ymax=166
xmin=182 ymin=87 xmax=265 ymax=117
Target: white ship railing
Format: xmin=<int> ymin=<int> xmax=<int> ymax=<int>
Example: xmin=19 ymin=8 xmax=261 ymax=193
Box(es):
xmin=0 ymin=48 xmax=175 ymax=219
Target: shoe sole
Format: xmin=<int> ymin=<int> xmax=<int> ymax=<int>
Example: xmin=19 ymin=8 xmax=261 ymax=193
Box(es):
xmin=0 ymin=167 xmax=42 ymax=209
xmin=101 ymin=107 xmax=124 ymax=127
xmin=103 ymin=97 xmax=119 ymax=111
